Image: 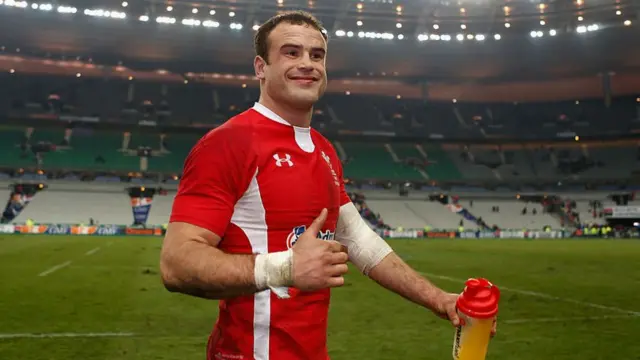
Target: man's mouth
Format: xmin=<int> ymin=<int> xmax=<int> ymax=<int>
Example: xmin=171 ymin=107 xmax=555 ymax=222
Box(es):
xmin=289 ymin=75 xmax=318 ymax=84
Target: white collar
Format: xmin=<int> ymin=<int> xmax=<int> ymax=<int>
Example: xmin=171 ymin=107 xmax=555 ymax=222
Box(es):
xmin=252 ymin=102 xmax=315 ymax=153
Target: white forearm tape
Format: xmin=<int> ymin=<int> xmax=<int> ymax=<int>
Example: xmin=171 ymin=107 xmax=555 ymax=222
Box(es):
xmin=336 ymin=202 xmax=393 ymax=275
xmin=254 ymin=249 xmax=293 ymax=298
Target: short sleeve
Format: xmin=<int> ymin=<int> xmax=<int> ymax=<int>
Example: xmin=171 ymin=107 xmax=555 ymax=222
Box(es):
xmin=169 ymin=125 xmax=254 ymax=237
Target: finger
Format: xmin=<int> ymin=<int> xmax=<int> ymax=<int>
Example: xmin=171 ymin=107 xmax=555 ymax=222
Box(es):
xmin=490 ymin=317 xmax=497 ymax=337
xmin=448 ymin=308 xmax=461 ymax=327
xmin=326 ymin=240 xmax=344 ymax=253
xmin=326 ymin=276 xmax=345 ymax=288
xmin=329 ymin=251 xmax=349 ymax=264
xmin=306 ymin=208 xmax=328 ymax=235
xmin=327 ymin=263 xmax=349 ymax=276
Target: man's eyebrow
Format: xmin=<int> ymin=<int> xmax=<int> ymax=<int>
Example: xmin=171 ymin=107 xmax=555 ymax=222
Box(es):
xmin=280 ymin=44 xmax=326 ymax=54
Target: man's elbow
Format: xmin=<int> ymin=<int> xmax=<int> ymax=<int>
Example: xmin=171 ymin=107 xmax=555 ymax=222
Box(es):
xmin=159 ymin=251 xmax=182 ymax=293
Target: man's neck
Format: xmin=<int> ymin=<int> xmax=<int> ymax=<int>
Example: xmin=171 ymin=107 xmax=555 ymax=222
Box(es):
xmin=258 ymin=95 xmax=312 ymax=128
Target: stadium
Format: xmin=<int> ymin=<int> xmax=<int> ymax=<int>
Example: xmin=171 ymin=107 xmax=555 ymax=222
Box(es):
xmin=0 ymin=0 xmax=639 ymax=358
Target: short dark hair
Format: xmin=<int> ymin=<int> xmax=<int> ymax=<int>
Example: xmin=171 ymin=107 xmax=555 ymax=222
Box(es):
xmin=254 ymin=10 xmax=328 ymax=64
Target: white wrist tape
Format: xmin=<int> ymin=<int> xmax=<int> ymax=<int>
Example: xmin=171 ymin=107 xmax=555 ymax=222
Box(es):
xmin=336 ymin=202 xmax=393 ymax=275
xmin=254 ymin=249 xmax=293 ymax=299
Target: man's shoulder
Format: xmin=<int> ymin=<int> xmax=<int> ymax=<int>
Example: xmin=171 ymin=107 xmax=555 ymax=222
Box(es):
xmin=200 ymin=109 xmax=258 ymax=143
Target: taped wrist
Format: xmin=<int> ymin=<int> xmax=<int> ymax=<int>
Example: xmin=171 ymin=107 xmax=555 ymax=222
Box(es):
xmin=254 ymin=249 xmax=293 ymax=298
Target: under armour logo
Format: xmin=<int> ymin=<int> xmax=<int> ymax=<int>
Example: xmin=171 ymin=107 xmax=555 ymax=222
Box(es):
xmin=273 ymin=153 xmax=294 ymax=167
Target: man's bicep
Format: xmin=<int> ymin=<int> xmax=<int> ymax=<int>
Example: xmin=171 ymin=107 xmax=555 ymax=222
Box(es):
xmin=165 ymin=221 xmax=222 ymax=248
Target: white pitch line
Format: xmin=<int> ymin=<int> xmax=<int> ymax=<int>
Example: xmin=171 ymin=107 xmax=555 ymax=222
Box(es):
xmin=503 ymin=314 xmax=639 ymax=324
xmin=420 ymin=272 xmax=640 ymax=316
xmin=0 ymin=332 xmax=135 ymax=339
xmin=38 ymin=261 xmax=72 ymax=277
xmin=85 ymin=247 xmax=101 ymax=256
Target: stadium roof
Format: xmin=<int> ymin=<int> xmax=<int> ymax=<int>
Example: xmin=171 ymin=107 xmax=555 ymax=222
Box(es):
xmin=0 ymin=0 xmax=638 ymax=81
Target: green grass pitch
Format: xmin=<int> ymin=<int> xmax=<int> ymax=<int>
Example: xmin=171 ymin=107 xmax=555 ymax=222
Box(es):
xmin=0 ymin=235 xmax=638 ymax=359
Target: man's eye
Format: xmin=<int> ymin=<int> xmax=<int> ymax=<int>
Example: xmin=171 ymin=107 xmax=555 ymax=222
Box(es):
xmin=287 ymin=50 xmax=298 ymax=56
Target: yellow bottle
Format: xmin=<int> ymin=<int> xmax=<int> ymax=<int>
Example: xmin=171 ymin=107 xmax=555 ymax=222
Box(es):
xmin=452 ymin=278 xmax=500 ymax=360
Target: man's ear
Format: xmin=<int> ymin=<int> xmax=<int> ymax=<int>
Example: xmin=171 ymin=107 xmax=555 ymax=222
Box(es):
xmin=254 ymin=56 xmax=267 ymax=80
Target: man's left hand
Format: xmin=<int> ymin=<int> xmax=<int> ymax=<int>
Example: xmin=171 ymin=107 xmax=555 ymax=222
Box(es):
xmin=432 ymin=292 xmax=497 ymax=337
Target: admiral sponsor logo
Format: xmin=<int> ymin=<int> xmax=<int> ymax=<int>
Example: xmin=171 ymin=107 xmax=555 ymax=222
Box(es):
xmin=286 ymin=225 xmax=335 ymax=249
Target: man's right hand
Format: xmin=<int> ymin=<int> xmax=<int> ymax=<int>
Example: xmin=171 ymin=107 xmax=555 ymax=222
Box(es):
xmin=291 ymin=208 xmax=349 ymax=291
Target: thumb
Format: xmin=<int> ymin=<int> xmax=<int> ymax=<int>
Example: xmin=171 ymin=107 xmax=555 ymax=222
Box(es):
xmin=306 ymin=208 xmax=328 ymax=236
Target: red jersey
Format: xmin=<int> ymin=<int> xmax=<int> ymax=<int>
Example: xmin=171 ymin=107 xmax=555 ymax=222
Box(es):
xmin=170 ymin=102 xmax=351 ymax=360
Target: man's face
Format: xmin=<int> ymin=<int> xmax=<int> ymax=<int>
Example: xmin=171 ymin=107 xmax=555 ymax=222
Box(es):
xmin=255 ymin=22 xmax=328 ymax=110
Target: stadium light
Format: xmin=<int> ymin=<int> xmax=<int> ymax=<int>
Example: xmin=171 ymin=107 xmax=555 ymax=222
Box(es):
xmin=494 ymin=34 xmax=501 ymax=40
xmin=358 ymin=31 xmax=365 ymax=38
xmin=616 ymin=10 xmax=621 ymax=15
xmin=396 ymin=23 xmax=402 ymax=28
xmin=192 ymin=8 xmax=198 ymax=14
xmin=530 ymin=30 xmax=538 ymax=38
xmin=347 ymin=31 xmax=354 ymax=37
xmin=576 ymin=25 xmax=587 ymax=33
xmin=586 ymin=24 xmax=599 ymax=31
xmin=461 ymin=24 xmax=466 ymax=29
xmin=202 ymin=20 xmax=220 ymax=27
xmin=84 ymin=9 xmax=126 ymax=19
xmin=335 ymin=30 xmax=346 ymax=37
xmin=230 ymin=22 xmax=242 ymax=30
xmin=417 ymin=34 xmax=427 ymax=41
xmin=624 ymin=20 xmax=632 ymax=26
xmin=475 ymin=34 xmax=485 ymax=41
xmin=57 ymin=5 xmax=77 ymax=13
xmin=456 ymin=33 xmax=464 ymax=41
xmin=429 ymin=34 xmax=440 ymax=40
xmin=466 ymin=34 xmax=474 ymax=40
xmin=549 ymin=29 xmax=557 ymax=36
xmin=138 ymin=15 xmax=149 ymax=22
xmin=31 ymin=3 xmax=37 ymax=9
xmin=578 ymin=16 xmax=583 ymax=21
xmin=357 ymin=20 xmax=363 ymax=26
xmin=504 ymin=22 xmax=511 ymax=28
xmin=252 ymin=24 xmax=259 ymax=31
xmin=182 ymin=18 xmax=201 ymax=26
xmin=166 ymin=6 xmax=172 ymax=11
xmin=156 ymin=16 xmax=176 ymax=24
xmin=209 ymin=10 xmax=215 ymax=15
xmin=121 ymin=1 xmax=128 ymax=7
xmin=397 ymin=34 xmax=404 ymax=40
xmin=4 ymin=0 xmax=28 ymax=8
xmin=540 ymin=20 xmax=546 ymax=25
xmin=441 ymin=34 xmax=451 ymax=41
xmin=433 ymin=24 xmax=439 ymax=30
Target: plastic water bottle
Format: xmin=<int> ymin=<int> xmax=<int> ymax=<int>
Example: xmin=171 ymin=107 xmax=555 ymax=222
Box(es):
xmin=452 ymin=278 xmax=500 ymax=360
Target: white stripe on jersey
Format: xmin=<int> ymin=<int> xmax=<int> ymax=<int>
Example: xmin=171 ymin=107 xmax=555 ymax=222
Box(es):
xmin=231 ymin=168 xmax=271 ymax=360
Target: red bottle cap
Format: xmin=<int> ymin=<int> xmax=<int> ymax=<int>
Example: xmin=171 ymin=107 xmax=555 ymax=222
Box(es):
xmin=456 ymin=278 xmax=501 ymax=319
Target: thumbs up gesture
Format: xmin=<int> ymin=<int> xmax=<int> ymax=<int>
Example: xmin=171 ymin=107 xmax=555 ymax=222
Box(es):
xmin=291 ymin=209 xmax=349 ymax=291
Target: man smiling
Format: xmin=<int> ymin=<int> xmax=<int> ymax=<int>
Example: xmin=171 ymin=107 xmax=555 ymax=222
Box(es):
xmin=160 ymin=10 xmax=494 ymax=360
